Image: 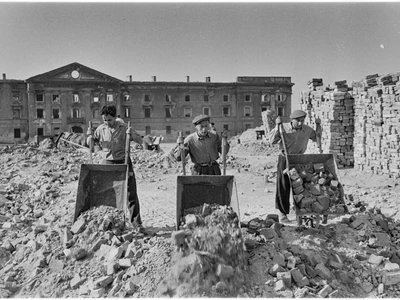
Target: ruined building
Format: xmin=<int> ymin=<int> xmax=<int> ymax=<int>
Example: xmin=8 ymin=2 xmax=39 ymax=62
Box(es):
xmin=0 ymin=62 xmax=294 ymax=143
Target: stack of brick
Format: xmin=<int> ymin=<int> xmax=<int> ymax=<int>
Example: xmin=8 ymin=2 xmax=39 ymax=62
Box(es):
xmin=352 ymin=73 xmax=400 ymax=178
xmin=299 ymin=79 xmax=355 ymax=168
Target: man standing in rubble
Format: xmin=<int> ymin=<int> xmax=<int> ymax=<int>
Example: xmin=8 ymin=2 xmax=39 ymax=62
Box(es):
xmin=174 ymin=114 xmax=229 ymax=175
xmin=269 ymin=109 xmax=321 ymax=223
xmin=87 ymin=105 xmax=144 ymax=231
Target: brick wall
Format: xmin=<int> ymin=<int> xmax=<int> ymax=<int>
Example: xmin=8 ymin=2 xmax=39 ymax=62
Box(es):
xmin=299 ymin=73 xmax=400 ymax=178
xmin=352 ymin=74 xmax=400 ymax=178
xmin=299 ymin=79 xmax=355 ymax=168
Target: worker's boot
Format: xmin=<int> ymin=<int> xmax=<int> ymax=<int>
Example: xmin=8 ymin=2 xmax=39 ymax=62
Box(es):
xmin=280 ymin=213 xmax=291 ymax=224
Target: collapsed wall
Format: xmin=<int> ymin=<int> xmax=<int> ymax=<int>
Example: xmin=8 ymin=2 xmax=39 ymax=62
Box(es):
xmin=299 ymin=73 xmax=400 ymax=178
xmin=300 ymin=79 xmax=355 ymax=168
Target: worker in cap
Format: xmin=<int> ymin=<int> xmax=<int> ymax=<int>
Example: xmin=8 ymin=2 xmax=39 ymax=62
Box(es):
xmin=174 ymin=114 xmax=229 ymax=175
xmin=268 ymin=109 xmax=322 ymax=223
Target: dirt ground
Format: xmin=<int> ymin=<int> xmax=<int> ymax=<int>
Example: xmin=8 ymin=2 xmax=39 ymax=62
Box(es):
xmin=139 ymin=141 xmax=400 ymax=229
xmin=1 ymin=132 xmax=400 ymax=298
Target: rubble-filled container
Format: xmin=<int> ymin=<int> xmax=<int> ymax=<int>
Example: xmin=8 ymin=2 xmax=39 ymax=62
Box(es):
xmin=287 ymin=154 xmax=348 ymax=227
xmin=176 ymin=175 xmax=239 ymax=229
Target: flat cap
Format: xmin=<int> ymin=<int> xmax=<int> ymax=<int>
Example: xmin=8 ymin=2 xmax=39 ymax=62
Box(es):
xmin=192 ymin=114 xmax=210 ymax=125
xmin=290 ymin=110 xmax=307 ymax=119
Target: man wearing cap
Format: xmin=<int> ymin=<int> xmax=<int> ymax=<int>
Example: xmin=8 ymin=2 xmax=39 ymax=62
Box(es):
xmin=269 ymin=109 xmax=320 ymax=223
xmin=174 ymin=114 xmax=229 ymax=175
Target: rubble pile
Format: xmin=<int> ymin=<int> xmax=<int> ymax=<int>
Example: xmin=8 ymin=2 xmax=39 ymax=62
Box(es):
xmin=300 ymin=78 xmax=355 ymax=168
xmin=0 ymin=147 xmax=175 ymax=298
xmin=242 ymin=205 xmax=400 ymax=298
xmin=158 ymin=205 xmax=247 ymax=297
xmin=288 ymin=162 xmax=346 ymax=215
xmin=352 ymin=73 xmax=400 ymax=178
xmin=1 ymin=140 xmax=400 ymax=298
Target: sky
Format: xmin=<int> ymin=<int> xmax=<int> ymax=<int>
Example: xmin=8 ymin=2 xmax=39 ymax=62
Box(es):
xmin=1 ymin=2 xmax=400 ymax=109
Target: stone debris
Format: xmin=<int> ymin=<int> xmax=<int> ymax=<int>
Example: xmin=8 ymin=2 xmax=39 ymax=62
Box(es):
xmin=1 ymin=136 xmax=400 ymax=298
xmin=288 ymin=163 xmax=346 ymax=214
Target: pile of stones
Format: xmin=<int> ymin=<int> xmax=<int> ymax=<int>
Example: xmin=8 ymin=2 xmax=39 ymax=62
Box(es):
xmin=289 ymin=162 xmax=346 ymax=215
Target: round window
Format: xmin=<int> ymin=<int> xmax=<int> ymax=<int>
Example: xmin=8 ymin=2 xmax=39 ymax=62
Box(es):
xmin=71 ymin=70 xmax=80 ymax=79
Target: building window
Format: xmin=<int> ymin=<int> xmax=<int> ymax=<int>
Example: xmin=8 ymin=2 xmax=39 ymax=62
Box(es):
xmin=277 ymin=94 xmax=283 ymax=102
xmin=37 ymin=128 xmax=44 ymax=136
xmin=14 ymin=128 xmax=21 ymax=138
xmin=145 ymin=126 xmax=151 ymax=135
xmin=245 ymin=124 xmax=251 ymax=130
xmin=222 ymin=107 xmax=230 ymax=117
xmin=36 ymin=94 xmax=43 ymax=102
xmin=93 ymin=109 xmax=99 ymax=118
xmin=54 ymin=127 xmax=60 ymax=136
xmin=244 ymin=106 xmax=252 ymax=117
xmin=261 ymin=94 xmax=269 ymax=102
xmin=223 ymin=95 xmax=229 ymax=102
xmin=12 ymin=91 xmax=20 ymax=101
xmin=223 ymin=124 xmax=229 ymax=131
xmin=166 ymin=95 xmax=171 ymax=102
xmin=73 ymin=94 xmax=79 ymax=103
xmin=53 ymin=108 xmax=60 ymax=119
xmin=166 ymin=126 xmax=172 ymax=135
xmin=124 ymin=107 xmax=131 ymax=118
xmin=245 ymin=94 xmax=251 ymax=102
xmin=203 ymin=107 xmax=210 ymax=116
xmin=13 ymin=109 xmax=21 ymax=119
xmin=124 ymin=94 xmax=130 ymax=102
xmin=72 ymin=108 xmax=80 ymax=118
xmin=144 ymin=95 xmax=151 ymax=102
xmin=53 ymin=94 xmax=60 ymax=102
xmin=185 ymin=95 xmax=191 ymax=102
xmin=37 ymin=109 xmax=44 ymax=119
xmin=107 ymin=94 xmax=114 ymax=102
xmin=184 ymin=108 xmax=192 ymax=117
xmin=277 ymin=107 xmax=284 ymax=116
xmin=165 ymin=107 xmax=172 ymax=118
xmin=144 ymin=107 xmax=151 ymax=118
xmin=204 ymin=95 xmax=209 ymax=102
xmin=93 ymin=96 xmax=99 ymax=102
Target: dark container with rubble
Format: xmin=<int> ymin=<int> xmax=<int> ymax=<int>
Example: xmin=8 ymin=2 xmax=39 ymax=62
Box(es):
xmin=74 ymin=164 xmax=129 ymax=222
xmin=176 ymin=175 xmax=239 ymax=229
xmin=287 ymin=154 xmax=348 ymax=226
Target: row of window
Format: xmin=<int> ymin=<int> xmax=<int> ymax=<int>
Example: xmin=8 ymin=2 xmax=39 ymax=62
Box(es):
xmin=34 ymin=93 xmax=287 ymax=103
xmin=13 ymin=122 xmax=244 ymax=139
xmin=30 ymin=106 xmax=256 ymax=120
xmin=14 ymin=105 xmax=282 ymax=120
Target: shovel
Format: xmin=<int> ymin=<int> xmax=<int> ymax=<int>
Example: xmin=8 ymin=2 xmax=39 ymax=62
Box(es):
xmin=278 ymin=123 xmax=290 ymax=174
xmin=221 ymin=133 xmax=228 ymax=175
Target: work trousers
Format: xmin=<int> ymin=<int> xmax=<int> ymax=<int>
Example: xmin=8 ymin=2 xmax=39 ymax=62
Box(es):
xmin=105 ymin=157 xmax=142 ymax=226
xmin=191 ymin=162 xmax=221 ymax=175
xmin=275 ymin=154 xmax=291 ymax=215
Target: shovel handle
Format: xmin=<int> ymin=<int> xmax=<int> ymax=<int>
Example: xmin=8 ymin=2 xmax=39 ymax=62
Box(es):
xmin=125 ymin=121 xmax=131 ymax=165
xmin=88 ymin=121 xmax=93 ymax=163
xmin=278 ymin=123 xmax=290 ymax=173
xmin=178 ymin=131 xmax=186 ymax=175
xmin=221 ymin=135 xmax=227 ymax=175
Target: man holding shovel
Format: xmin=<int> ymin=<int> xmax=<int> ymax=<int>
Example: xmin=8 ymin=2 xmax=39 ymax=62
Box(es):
xmin=175 ymin=114 xmax=229 ymax=175
xmin=86 ymin=105 xmax=144 ymax=231
xmin=269 ymin=110 xmax=321 ymax=223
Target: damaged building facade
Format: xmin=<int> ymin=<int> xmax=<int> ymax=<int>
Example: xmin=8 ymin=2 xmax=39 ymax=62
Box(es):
xmin=0 ymin=62 xmax=294 ymax=143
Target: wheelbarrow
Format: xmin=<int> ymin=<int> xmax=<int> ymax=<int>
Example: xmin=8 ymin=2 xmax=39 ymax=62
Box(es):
xmin=175 ymin=131 xmax=240 ymax=229
xmin=279 ymin=122 xmax=347 ymax=228
xmin=73 ymin=122 xmax=132 ymax=222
